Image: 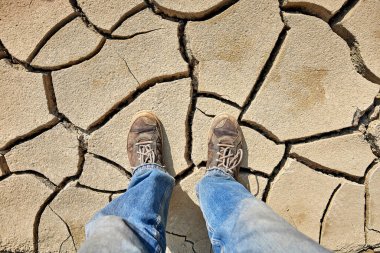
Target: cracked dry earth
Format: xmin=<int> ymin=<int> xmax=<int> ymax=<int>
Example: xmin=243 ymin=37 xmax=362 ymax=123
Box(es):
xmin=1 ymin=0 xmax=380 ymax=252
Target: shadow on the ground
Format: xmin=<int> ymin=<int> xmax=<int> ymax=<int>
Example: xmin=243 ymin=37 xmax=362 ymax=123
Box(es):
xmin=166 ymin=184 xmax=212 ymax=253
xmin=161 ymin=123 xmax=174 ymax=175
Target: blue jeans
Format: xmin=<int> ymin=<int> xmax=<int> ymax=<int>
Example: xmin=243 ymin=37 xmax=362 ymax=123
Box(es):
xmin=79 ymin=164 xmax=330 ymax=253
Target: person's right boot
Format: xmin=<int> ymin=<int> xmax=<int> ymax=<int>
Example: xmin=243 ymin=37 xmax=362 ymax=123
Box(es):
xmin=206 ymin=114 xmax=244 ymax=179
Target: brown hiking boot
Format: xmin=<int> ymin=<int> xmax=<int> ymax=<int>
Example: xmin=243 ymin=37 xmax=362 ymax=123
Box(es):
xmin=127 ymin=111 xmax=164 ymax=170
xmin=206 ymin=114 xmax=244 ymax=179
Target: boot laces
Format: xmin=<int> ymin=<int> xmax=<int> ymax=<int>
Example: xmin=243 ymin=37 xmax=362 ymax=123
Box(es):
xmin=216 ymin=143 xmax=243 ymax=175
xmin=135 ymin=140 xmax=156 ymax=164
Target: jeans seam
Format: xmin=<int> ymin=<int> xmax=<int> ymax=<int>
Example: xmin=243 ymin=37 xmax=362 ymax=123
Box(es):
xmin=207 ymin=221 xmax=227 ymax=252
xmin=211 ymin=238 xmax=225 ymax=253
xmin=154 ymin=180 xmax=173 ymax=251
xmin=206 ymin=222 xmax=215 ymax=234
xmin=158 ymin=183 xmax=172 ymax=224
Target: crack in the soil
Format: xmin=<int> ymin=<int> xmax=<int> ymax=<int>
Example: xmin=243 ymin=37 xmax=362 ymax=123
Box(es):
xmin=0 ymin=36 xmax=106 ymax=73
xmin=356 ymin=100 xmax=378 ymax=129
xmin=58 ymin=235 xmax=72 ymax=253
xmin=178 ymin=21 xmax=199 ymax=168
xmin=0 ymin=29 xmax=106 ymax=73
xmin=285 ymin=125 xmax=357 ymax=145
xmin=0 ymin=155 xmax=10 ymax=175
xmin=178 ymin=21 xmax=191 ymax=63
xmin=113 ymin=50 xmax=141 ymax=85
xmin=289 ymin=153 xmax=376 ymax=184
xmin=69 ymin=0 xmax=148 ymax=36
xmin=239 ymin=119 xmax=282 ymax=144
xmin=174 ymin=163 xmax=195 ymax=185
xmin=143 ymin=0 xmax=182 ymax=22
xmin=108 ymin=3 xmax=150 ymax=36
xmin=238 ymin=25 xmax=289 ymax=123
xmin=26 ymin=13 xmax=79 ymax=63
xmin=42 ymin=72 xmax=59 ymax=115
xmin=281 ymin=2 xmax=332 ymax=22
xmin=196 ymin=107 xmax=215 ymax=118
xmin=30 ymin=38 xmax=107 ymax=71
xmin=279 ymin=0 xmax=360 ymax=25
xmin=43 ymin=85 xmax=91 ymax=137
xmin=361 ymin=103 xmax=380 ymax=158
xmin=1 ymin=6 xmax=161 ymax=72
xmin=28 ymin=28 xmax=162 ymax=71
xmin=364 ymin=163 xmax=380 ymax=244
xmin=0 ymin=50 xmax=7 ymax=60
xmin=197 ymin=161 xmax=206 ymax=168
xmin=88 ymin=152 xmax=132 ymax=178
xmin=277 ymin=0 xmax=286 ymax=23
xmin=183 ymin=86 xmax=199 ymax=164
xmin=368 ymin=228 xmax=380 ymax=234
xmin=0 ymin=117 xmax=60 ymax=153
xmin=108 ymin=193 xmax=113 ymax=202
xmin=0 ymin=40 xmax=40 ymax=73
xmin=195 ymin=98 xmax=283 ymax=147
xmin=261 ymin=144 xmax=290 ymax=202
xmin=356 ymin=243 xmax=380 ymax=253
xmin=33 ymin=136 xmax=87 ymax=253
xmin=328 ymin=0 xmax=360 ymax=26
xmin=70 ymin=0 xmax=177 ymax=42
xmin=331 ymin=24 xmax=380 ymax=85
xmin=281 ymin=4 xmax=380 ymax=85
xmin=166 ymin=230 xmax=197 ymax=253
xmin=2 ymin=2 xmax=377 ymax=252
xmin=110 ymin=28 xmax=163 ymax=40
xmin=183 ymin=16 xmax=288 ymax=161
xmin=86 ymin=70 xmax=190 ymax=133
xmin=276 ymin=86 xmax=378 ymax=145
xmin=196 ymin=91 xmax=242 ymax=110
xmin=76 ymin=182 xmax=127 ymax=194
xmin=236 ymin=25 xmax=289 ymax=146
xmin=58 ymin=234 xmax=72 ymax=253
xmin=145 ymin=0 xmax=240 ymax=22
xmin=319 ymin=183 xmax=342 ymax=243
xmin=48 ymin=205 xmax=77 ymax=252
xmin=0 ymin=170 xmax=57 ymax=190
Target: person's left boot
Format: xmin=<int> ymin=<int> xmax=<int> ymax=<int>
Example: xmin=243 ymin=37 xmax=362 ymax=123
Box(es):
xmin=127 ymin=111 xmax=164 ymax=170
xmin=206 ymin=114 xmax=244 ymax=179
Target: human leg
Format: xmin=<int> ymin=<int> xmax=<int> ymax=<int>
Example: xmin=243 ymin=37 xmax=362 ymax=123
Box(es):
xmin=197 ymin=114 xmax=330 ymax=253
xmin=79 ymin=112 xmax=173 ymax=253
xmin=80 ymin=164 xmax=174 ymax=253
xmin=197 ymin=168 xmax=330 ymax=253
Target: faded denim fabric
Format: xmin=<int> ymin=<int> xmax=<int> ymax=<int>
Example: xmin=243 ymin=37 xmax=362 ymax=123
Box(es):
xmin=196 ymin=168 xmax=331 ymax=253
xmin=79 ymin=164 xmax=175 ymax=253
xmin=79 ymin=164 xmax=330 ymax=253
xmin=78 ymin=215 xmax=147 ymax=253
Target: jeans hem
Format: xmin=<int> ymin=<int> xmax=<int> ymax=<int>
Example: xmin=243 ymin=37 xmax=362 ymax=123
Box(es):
xmin=132 ymin=163 xmax=171 ymax=177
xmin=206 ymin=167 xmax=235 ymax=180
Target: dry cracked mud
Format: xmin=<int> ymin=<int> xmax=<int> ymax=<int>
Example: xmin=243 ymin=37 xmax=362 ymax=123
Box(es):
xmin=0 ymin=0 xmax=380 ymax=252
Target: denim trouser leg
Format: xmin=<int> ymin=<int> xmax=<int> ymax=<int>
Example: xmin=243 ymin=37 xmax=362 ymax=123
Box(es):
xmin=196 ymin=168 xmax=331 ymax=253
xmin=79 ymin=164 xmax=175 ymax=253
